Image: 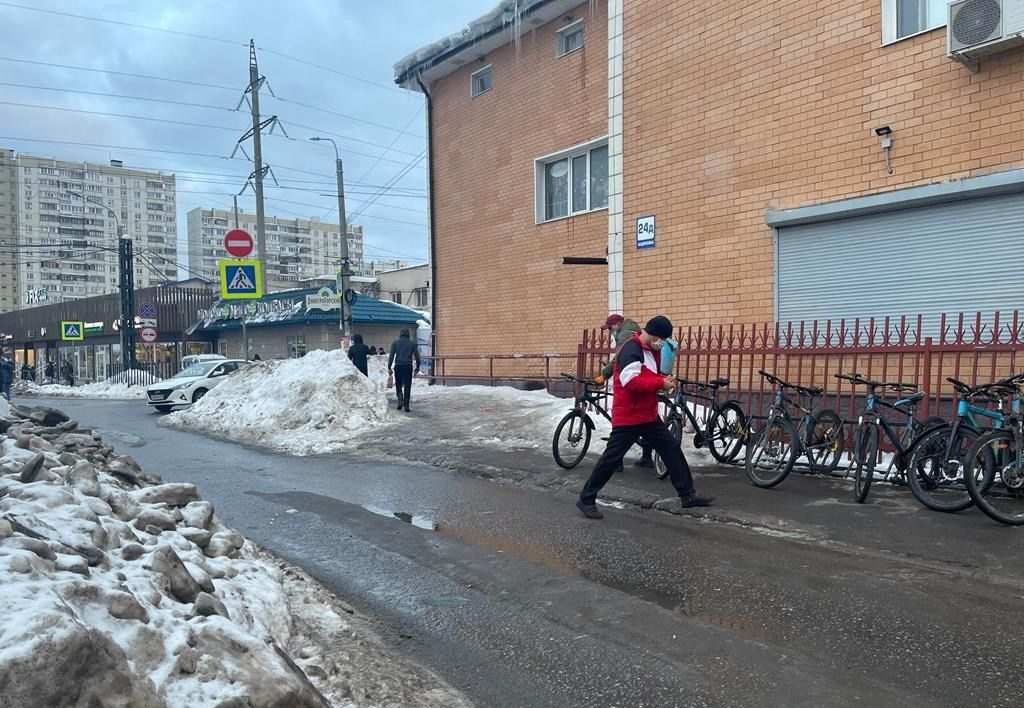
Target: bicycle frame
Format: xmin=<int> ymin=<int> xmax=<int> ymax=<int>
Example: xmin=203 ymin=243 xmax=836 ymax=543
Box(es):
xmin=857 ymin=390 xmax=925 ymax=478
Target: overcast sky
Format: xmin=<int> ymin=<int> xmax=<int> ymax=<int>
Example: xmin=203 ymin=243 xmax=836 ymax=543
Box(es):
xmin=1 ymin=0 xmax=496 ymax=275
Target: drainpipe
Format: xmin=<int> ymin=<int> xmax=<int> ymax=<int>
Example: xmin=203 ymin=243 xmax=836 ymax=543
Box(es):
xmin=416 ymin=75 xmax=438 ymax=384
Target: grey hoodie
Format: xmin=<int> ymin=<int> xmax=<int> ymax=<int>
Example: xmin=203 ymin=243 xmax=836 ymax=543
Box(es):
xmin=388 ymin=329 xmax=421 ymax=369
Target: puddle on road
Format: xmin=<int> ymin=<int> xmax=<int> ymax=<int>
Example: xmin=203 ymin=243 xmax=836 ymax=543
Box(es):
xmin=94 ymin=429 xmax=145 ymax=448
xmin=673 ymin=597 xmax=770 ymax=641
xmin=363 ymin=505 xmax=437 ymax=530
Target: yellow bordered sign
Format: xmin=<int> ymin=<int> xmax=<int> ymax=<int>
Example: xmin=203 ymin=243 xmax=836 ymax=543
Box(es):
xmin=219 ymin=259 xmax=263 ymax=300
xmin=61 ymin=321 xmax=84 ymax=341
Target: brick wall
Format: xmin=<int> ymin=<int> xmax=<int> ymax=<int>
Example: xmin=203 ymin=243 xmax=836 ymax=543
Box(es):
xmin=622 ymin=0 xmax=1024 ymax=328
xmin=430 ymin=3 xmax=610 ymax=357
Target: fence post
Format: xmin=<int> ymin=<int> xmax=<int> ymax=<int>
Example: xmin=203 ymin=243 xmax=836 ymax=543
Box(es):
xmin=922 ymin=336 xmax=934 ymax=417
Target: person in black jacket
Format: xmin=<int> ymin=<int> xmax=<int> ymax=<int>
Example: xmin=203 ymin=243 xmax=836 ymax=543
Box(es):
xmin=0 ymin=349 xmax=13 ymax=400
xmin=347 ymin=334 xmax=371 ymax=377
xmin=388 ymin=328 xmax=420 ymax=412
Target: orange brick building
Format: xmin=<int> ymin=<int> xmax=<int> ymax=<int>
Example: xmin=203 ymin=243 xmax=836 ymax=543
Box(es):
xmin=396 ymin=0 xmax=1024 ymax=358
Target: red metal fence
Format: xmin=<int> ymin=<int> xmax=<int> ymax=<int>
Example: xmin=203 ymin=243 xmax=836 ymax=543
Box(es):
xmin=578 ymin=311 xmax=1024 ymax=422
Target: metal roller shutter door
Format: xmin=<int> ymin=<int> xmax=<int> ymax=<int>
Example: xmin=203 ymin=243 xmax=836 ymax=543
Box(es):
xmin=776 ymin=192 xmax=1024 ymax=329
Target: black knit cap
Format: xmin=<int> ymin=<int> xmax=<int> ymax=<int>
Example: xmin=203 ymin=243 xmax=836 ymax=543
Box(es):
xmin=645 ymin=316 xmax=673 ymax=339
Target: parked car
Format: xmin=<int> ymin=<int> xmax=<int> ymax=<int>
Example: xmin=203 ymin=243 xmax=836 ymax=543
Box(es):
xmin=181 ymin=353 xmax=226 ymax=369
xmin=146 ymin=359 xmax=246 ymax=412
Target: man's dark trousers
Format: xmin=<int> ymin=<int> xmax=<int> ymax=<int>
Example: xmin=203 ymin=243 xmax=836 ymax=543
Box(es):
xmin=580 ymin=419 xmax=694 ymax=505
xmin=394 ymin=364 xmax=413 ymax=406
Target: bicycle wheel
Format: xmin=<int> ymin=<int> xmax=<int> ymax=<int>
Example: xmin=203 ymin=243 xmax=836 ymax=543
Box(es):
xmin=807 ymin=409 xmax=846 ymax=474
xmin=552 ymin=410 xmax=592 ymax=469
xmin=964 ymin=429 xmax=1024 ymax=525
xmin=852 ymin=422 xmax=879 ymax=503
xmin=706 ymin=401 xmax=748 ymax=464
xmin=653 ymin=415 xmax=682 ymax=480
xmin=745 ymin=416 xmax=798 ymax=488
xmin=905 ymin=424 xmax=991 ymax=512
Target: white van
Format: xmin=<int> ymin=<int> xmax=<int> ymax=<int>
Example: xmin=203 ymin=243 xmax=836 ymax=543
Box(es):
xmin=181 ymin=353 xmax=226 ymax=370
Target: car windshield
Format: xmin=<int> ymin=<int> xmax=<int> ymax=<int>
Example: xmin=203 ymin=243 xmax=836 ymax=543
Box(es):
xmin=174 ymin=362 xmax=219 ymax=379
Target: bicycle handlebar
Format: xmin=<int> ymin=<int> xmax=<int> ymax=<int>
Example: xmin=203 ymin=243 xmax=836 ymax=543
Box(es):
xmin=835 ymin=372 xmax=918 ymax=393
xmin=561 ymin=373 xmax=599 ymax=386
xmin=947 ymin=375 xmax=1024 ymax=400
xmin=758 ymin=370 xmax=823 ymax=397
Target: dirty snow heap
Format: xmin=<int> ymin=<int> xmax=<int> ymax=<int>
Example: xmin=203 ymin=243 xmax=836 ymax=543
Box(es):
xmin=163 ymin=350 xmax=390 ymax=455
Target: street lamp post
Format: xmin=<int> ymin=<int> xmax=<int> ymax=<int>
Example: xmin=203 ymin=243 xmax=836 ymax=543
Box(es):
xmin=309 ymin=136 xmax=351 ymax=345
xmin=69 ymin=191 xmax=135 ymax=373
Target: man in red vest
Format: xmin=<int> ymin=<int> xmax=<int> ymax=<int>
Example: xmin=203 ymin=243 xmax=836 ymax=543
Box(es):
xmin=577 ymin=315 xmax=714 ymax=519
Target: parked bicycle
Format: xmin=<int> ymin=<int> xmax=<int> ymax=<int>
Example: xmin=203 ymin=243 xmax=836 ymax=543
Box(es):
xmin=652 ymin=376 xmax=748 ymax=478
xmin=552 ymin=374 xmax=611 ymax=469
xmin=906 ymin=375 xmax=1022 ymax=512
xmin=744 ymin=371 xmax=845 ymax=488
xmin=836 ymin=373 xmax=945 ymax=503
xmin=963 ymin=375 xmax=1024 ymax=524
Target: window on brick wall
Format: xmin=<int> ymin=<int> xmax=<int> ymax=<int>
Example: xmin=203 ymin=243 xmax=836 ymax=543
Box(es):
xmin=556 ymin=20 xmax=584 ymax=57
xmin=535 ymin=138 xmax=609 ymax=222
xmin=882 ymin=0 xmax=947 ymax=43
xmin=470 ymin=65 xmax=492 ymax=97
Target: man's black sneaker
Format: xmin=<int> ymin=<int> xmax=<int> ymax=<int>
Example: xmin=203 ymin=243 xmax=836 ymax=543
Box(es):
xmin=576 ymin=499 xmax=604 ymax=519
xmin=404 ymin=404 xmax=410 ymax=412
xmin=634 ymin=458 xmax=655 ymax=469
xmin=680 ymin=494 xmax=715 ymax=508
xmin=397 ymin=403 xmax=404 ymax=410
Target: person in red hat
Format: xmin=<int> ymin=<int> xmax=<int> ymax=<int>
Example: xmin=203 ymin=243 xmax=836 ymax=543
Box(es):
xmin=597 ymin=314 xmax=653 ymax=469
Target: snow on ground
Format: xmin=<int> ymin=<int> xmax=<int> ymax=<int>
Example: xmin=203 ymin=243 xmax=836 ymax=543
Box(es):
xmin=0 ymin=403 xmax=469 ymax=707
xmin=12 ymin=371 xmax=159 ymax=401
xmin=163 ymin=349 xmax=712 ymax=464
xmin=164 ymin=350 xmax=390 ymax=456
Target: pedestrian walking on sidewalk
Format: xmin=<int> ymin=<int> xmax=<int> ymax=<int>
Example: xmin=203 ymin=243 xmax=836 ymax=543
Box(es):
xmin=347 ymin=333 xmax=371 ymax=377
xmin=0 ymin=349 xmax=14 ymax=401
xmin=388 ymin=328 xmax=420 ymax=412
xmin=597 ymin=313 xmax=654 ymax=470
xmin=61 ymin=359 xmax=74 ymax=387
xmin=20 ymin=362 xmax=33 ymax=381
xmin=44 ymin=360 xmax=54 ymax=384
xmin=577 ymin=316 xmax=714 ymax=519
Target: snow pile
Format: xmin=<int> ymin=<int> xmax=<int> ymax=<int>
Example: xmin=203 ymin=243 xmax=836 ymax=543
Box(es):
xmin=11 ymin=376 xmax=155 ymax=400
xmin=0 ymin=404 xmax=329 ymax=707
xmin=165 ymin=350 xmax=391 ymax=455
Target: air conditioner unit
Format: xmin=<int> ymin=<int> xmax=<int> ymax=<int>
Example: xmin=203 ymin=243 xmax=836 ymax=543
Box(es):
xmin=948 ymin=0 xmax=1024 ymax=67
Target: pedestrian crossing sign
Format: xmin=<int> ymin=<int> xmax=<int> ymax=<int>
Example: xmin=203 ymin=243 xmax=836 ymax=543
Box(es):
xmin=219 ymin=260 xmax=263 ymax=300
xmin=61 ymin=321 xmax=84 ymax=341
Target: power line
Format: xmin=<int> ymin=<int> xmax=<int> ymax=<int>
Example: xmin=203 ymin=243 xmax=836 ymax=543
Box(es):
xmin=0 ymin=56 xmax=238 ymax=91
xmin=0 ymin=95 xmax=424 ymax=164
xmin=268 ymin=96 xmax=422 ymax=138
xmin=0 ymin=2 xmax=408 ymax=95
xmin=0 ymin=81 xmax=234 ymax=112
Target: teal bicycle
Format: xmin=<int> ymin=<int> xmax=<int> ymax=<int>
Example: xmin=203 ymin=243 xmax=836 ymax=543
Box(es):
xmin=904 ymin=376 xmax=1021 ymax=512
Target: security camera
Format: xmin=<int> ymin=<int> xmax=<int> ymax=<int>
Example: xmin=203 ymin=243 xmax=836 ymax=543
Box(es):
xmin=874 ymin=126 xmax=892 ymax=136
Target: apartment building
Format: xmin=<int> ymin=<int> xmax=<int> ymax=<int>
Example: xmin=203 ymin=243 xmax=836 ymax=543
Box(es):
xmin=185 ymin=207 xmax=364 ymax=292
xmin=396 ymin=0 xmax=1024 ymax=356
xmin=0 ymin=148 xmax=178 ymax=313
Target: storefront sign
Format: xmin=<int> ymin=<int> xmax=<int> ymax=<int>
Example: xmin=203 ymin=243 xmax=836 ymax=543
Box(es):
xmin=84 ymin=321 xmax=104 ymax=335
xmin=198 ymin=298 xmax=301 ymax=323
xmin=306 ymin=287 xmax=340 ymax=312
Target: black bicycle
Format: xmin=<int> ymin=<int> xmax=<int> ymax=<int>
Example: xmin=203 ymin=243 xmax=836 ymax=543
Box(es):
xmin=836 ymin=373 xmax=945 ymax=503
xmin=744 ymin=371 xmax=845 ymax=488
xmin=552 ymin=373 xmax=612 ymax=468
xmin=652 ymin=377 xmax=748 ymax=478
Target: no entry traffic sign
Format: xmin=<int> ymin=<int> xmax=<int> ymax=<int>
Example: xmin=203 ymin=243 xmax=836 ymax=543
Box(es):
xmin=224 ymin=229 xmax=254 ymax=258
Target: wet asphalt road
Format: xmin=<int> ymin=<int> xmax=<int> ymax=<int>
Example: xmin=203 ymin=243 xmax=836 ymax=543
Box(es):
xmin=31 ymin=398 xmax=1024 ymax=708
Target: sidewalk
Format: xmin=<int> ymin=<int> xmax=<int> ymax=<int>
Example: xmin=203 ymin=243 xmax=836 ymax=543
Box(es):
xmin=348 ymin=387 xmax=1024 ymax=589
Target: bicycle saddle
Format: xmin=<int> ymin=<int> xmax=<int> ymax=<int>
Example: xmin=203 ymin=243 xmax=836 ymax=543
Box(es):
xmin=895 ymin=391 xmax=925 ymax=405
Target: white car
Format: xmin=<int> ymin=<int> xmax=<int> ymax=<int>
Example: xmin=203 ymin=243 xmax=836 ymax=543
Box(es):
xmin=146 ymin=359 xmax=246 ymax=412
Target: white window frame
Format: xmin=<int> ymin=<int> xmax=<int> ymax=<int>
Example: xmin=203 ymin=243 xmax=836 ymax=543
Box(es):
xmin=534 ymin=136 xmax=609 ymax=224
xmin=470 ymin=65 xmax=492 ymax=97
xmin=556 ymin=19 xmax=584 ymax=57
xmin=881 ymin=0 xmax=947 ymax=45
